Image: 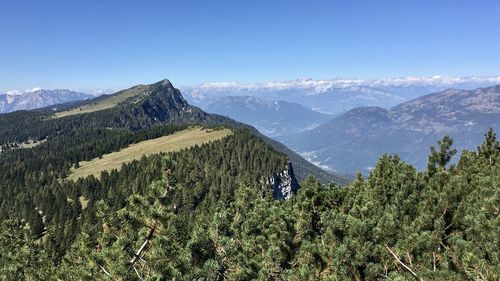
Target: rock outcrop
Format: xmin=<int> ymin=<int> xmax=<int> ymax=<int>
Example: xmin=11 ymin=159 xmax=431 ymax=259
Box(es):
xmin=266 ymin=161 xmax=299 ymax=200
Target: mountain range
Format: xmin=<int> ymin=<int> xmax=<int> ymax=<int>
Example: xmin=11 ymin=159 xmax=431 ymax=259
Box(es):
xmin=4 ymin=75 xmax=500 ymax=117
xmin=205 ymin=96 xmax=332 ymax=137
xmin=279 ymin=85 xmax=500 ymax=174
xmin=181 ymin=76 xmax=500 ymax=114
xmin=3 ymin=77 xmax=500 ymax=176
xmin=0 ymin=89 xmax=92 ymax=113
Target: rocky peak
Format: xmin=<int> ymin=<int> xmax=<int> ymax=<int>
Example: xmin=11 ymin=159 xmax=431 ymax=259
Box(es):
xmin=146 ymin=79 xmax=188 ymax=108
xmin=154 ymin=79 xmax=173 ymax=88
xmin=266 ymin=161 xmax=299 ymax=200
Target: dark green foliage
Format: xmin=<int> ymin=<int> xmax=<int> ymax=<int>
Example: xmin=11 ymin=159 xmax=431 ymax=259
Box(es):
xmin=2 ymin=130 xmax=498 ymax=280
xmin=427 ymin=135 xmax=457 ymax=175
xmin=478 ymin=127 xmax=500 ymax=166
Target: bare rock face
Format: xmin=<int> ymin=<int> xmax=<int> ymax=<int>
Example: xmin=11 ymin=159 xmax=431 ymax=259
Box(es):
xmin=266 ymin=161 xmax=299 ymax=200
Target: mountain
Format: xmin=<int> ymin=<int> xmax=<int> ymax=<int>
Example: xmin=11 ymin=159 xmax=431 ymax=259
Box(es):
xmin=280 ymin=85 xmax=500 ymax=174
xmin=0 ymin=89 xmax=92 ymax=113
xmin=0 ymin=79 xmax=343 ymax=184
xmin=205 ymin=96 xmax=332 ymax=137
xmin=181 ymin=76 xmax=500 ymax=115
xmin=0 ymin=79 xmax=498 ymax=280
xmin=182 ymin=79 xmax=403 ymax=115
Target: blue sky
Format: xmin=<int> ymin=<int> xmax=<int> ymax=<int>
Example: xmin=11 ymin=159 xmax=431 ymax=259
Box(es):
xmin=1 ymin=0 xmax=499 ymax=90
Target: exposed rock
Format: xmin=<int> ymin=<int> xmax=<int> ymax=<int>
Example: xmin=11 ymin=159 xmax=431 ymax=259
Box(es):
xmin=266 ymin=161 xmax=299 ymax=200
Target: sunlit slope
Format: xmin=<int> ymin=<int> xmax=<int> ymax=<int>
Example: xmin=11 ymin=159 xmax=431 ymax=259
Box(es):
xmin=69 ymin=127 xmax=232 ymax=180
xmin=54 ymin=85 xmax=150 ymax=118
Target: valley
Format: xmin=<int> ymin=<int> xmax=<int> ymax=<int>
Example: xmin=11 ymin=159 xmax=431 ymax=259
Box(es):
xmin=204 ymin=96 xmax=332 ymax=137
xmin=279 ymin=85 xmax=500 ymax=174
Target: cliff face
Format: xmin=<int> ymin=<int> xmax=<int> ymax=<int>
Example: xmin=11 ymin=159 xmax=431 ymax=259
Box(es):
xmin=267 ymin=161 xmax=299 ymax=200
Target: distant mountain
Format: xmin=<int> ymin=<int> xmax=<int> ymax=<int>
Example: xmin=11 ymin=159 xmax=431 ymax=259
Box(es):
xmin=182 ymin=79 xmax=403 ymax=114
xmin=205 ymin=96 xmax=332 ymax=137
xmin=181 ymin=76 xmax=500 ymax=115
xmin=0 ymin=89 xmax=92 ymax=113
xmin=279 ymin=85 xmax=500 ymax=174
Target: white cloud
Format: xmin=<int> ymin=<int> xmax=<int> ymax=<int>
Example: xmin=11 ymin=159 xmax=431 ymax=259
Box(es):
xmin=4 ymin=88 xmax=41 ymax=95
xmin=181 ymin=75 xmax=500 ymax=93
xmin=5 ymin=90 xmax=21 ymax=95
xmin=25 ymin=87 xmax=41 ymax=93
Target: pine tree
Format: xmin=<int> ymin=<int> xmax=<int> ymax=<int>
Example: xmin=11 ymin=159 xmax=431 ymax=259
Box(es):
xmin=427 ymin=135 xmax=457 ymax=174
xmin=477 ymin=127 xmax=500 ymax=165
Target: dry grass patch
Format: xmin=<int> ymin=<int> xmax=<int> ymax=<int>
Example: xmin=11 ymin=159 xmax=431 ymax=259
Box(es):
xmin=54 ymin=85 xmax=149 ymax=118
xmin=69 ymin=127 xmax=232 ymax=180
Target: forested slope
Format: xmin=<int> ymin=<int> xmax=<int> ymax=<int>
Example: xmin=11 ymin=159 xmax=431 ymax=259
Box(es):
xmin=1 ymin=127 xmax=498 ymax=280
xmin=0 ymin=79 xmax=497 ymax=280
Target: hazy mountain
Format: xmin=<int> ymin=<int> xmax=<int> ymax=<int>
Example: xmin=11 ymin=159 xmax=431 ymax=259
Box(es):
xmin=205 ymin=96 xmax=332 ymax=137
xmin=182 ymin=79 xmax=403 ymax=114
xmin=0 ymin=89 xmax=92 ymax=113
xmin=181 ymin=76 xmax=500 ymax=115
xmin=280 ymin=85 xmax=500 ymax=174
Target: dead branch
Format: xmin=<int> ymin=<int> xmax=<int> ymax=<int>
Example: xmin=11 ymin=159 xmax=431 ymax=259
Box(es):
xmin=133 ymin=266 xmax=143 ymax=280
xmin=129 ymin=224 xmax=156 ymax=265
xmin=99 ymin=265 xmax=112 ymax=277
xmin=406 ymin=252 xmax=413 ymax=267
xmin=385 ymin=245 xmax=423 ymax=281
xmin=433 ymin=252 xmax=437 ymax=271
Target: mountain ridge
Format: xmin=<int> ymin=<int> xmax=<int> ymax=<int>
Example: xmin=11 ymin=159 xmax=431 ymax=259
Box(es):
xmin=205 ymin=95 xmax=332 ymax=137
xmin=0 ymin=89 xmax=92 ymax=113
xmin=280 ymin=85 xmax=500 ymax=173
xmin=181 ymin=76 xmax=500 ymax=114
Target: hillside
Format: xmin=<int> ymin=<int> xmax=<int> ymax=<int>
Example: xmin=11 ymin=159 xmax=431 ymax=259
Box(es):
xmin=69 ymin=127 xmax=232 ymax=180
xmin=0 ymin=80 xmax=306 ymax=275
xmin=2 ymin=79 xmax=497 ymax=280
xmin=205 ymin=96 xmax=332 ymax=137
xmin=0 ymin=89 xmax=92 ymax=113
xmin=0 ymin=79 xmax=343 ymax=183
xmin=49 ymin=79 xmax=341 ymax=182
xmin=1 ymin=107 xmax=498 ymax=280
xmin=280 ymin=85 xmax=500 ymax=173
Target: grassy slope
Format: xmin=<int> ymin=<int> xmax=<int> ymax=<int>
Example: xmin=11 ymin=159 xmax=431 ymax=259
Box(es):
xmin=54 ymin=85 xmax=149 ymax=118
xmin=69 ymin=127 xmax=232 ymax=180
